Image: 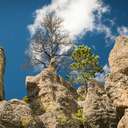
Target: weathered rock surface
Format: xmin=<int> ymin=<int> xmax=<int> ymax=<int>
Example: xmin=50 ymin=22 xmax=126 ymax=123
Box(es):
xmin=106 ymin=72 xmax=128 ymax=108
xmin=106 ymin=36 xmax=128 ymax=127
xmin=3 ymin=36 xmax=128 ymax=128
xmin=25 ymin=65 xmax=81 ymax=128
xmin=106 ymin=36 xmax=128 ymax=106
xmin=83 ymin=80 xmax=117 ymax=128
xmin=117 ymin=109 xmax=128 ymax=128
xmin=0 ymin=100 xmax=45 ymax=128
xmin=0 ymin=48 xmax=5 ymax=100
xmin=0 ymin=63 xmax=83 ymax=128
xmin=109 ymin=36 xmax=128 ymax=74
xmin=77 ymin=85 xmax=87 ymax=101
xmin=26 ymin=65 xmax=78 ymax=115
xmin=39 ymin=112 xmax=81 ymax=128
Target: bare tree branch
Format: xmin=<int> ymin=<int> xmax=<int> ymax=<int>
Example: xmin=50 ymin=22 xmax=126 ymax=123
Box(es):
xmin=28 ymin=11 xmax=72 ymax=71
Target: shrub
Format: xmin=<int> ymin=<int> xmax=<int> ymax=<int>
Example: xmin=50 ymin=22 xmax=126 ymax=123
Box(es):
xmin=20 ymin=116 xmax=33 ymax=128
xmin=74 ymin=108 xmax=87 ymax=125
xmin=23 ymin=96 xmax=30 ymax=104
xmin=57 ymin=116 xmax=69 ymax=125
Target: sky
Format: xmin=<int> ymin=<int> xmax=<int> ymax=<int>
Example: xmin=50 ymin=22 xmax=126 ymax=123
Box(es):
xmin=0 ymin=0 xmax=128 ymax=99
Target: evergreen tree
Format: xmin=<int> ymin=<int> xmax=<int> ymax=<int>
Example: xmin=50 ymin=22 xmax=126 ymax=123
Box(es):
xmin=70 ymin=45 xmax=102 ymax=88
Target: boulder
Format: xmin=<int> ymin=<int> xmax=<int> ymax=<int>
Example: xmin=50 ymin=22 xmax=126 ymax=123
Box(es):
xmin=0 ymin=100 xmax=45 ymax=128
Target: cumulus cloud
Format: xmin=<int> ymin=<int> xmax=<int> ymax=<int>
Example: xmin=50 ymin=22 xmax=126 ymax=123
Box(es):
xmin=27 ymin=0 xmax=119 ymax=71
xmin=117 ymin=26 xmax=128 ymax=36
xmin=28 ymin=0 xmax=113 ymax=40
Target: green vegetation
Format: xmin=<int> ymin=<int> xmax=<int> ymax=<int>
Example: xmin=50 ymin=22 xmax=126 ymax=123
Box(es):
xmin=77 ymin=95 xmax=85 ymax=101
xmin=74 ymin=108 xmax=86 ymax=125
xmin=20 ymin=116 xmax=33 ymax=128
xmin=57 ymin=116 xmax=69 ymax=125
xmin=57 ymin=116 xmax=80 ymax=126
xmin=57 ymin=108 xmax=86 ymax=126
xmin=70 ymin=45 xmax=102 ymax=88
xmin=23 ymin=96 xmax=30 ymax=104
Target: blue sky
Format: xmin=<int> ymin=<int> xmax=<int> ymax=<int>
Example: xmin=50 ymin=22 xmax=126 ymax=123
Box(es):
xmin=0 ymin=0 xmax=128 ymax=99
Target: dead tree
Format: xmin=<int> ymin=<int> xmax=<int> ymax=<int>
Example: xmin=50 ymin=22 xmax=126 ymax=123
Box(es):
xmin=29 ymin=11 xmax=72 ymax=70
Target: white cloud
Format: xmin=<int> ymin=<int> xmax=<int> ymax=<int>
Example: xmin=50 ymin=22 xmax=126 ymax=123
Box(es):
xmin=103 ymin=64 xmax=110 ymax=74
xmin=27 ymin=0 xmax=119 ymax=71
xmin=58 ymin=44 xmax=72 ymax=55
xmin=95 ymin=64 xmax=110 ymax=83
xmin=96 ymin=24 xmax=116 ymax=42
xmin=28 ymin=0 xmax=112 ymax=40
xmin=117 ymin=26 xmax=128 ymax=36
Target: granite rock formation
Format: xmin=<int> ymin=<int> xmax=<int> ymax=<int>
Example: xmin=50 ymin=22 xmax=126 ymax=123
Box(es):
xmin=26 ymin=65 xmax=78 ymax=115
xmin=0 ymin=64 xmax=117 ymax=128
xmin=0 ymin=48 xmax=5 ymax=100
xmin=106 ymin=36 xmax=128 ymax=108
xmin=109 ymin=36 xmax=128 ymax=74
xmin=26 ymin=64 xmax=80 ymax=128
xmin=83 ymin=80 xmax=117 ymax=128
xmin=117 ymin=109 xmax=128 ymax=128
xmin=2 ymin=36 xmax=128 ymax=127
xmin=106 ymin=36 xmax=128 ymax=128
xmin=0 ymin=99 xmax=45 ymax=128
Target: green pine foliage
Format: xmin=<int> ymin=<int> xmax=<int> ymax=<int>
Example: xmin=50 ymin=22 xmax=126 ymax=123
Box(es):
xmin=70 ymin=45 xmax=102 ymax=85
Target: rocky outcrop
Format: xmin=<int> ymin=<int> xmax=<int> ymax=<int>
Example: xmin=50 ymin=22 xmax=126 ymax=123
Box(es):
xmin=109 ymin=36 xmax=128 ymax=74
xmin=2 ymin=36 xmax=128 ymax=127
xmin=26 ymin=65 xmax=81 ymax=128
xmin=0 ymin=48 xmax=5 ymax=100
xmin=83 ymin=80 xmax=117 ymax=128
xmin=106 ymin=72 xmax=128 ymax=108
xmin=117 ymin=109 xmax=128 ymax=128
xmin=106 ymin=36 xmax=128 ymax=108
xmin=0 ymin=47 xmax=119 ymax=128
xmin=0 ymin=99 xmax=45 ymax=128
xmin=77 ymin=85 xmax=87 ymax=101
xmin=106 ymin=36 xmax=128 ymax=127
xmin=26 ymin=65 xmax=78 ymax=114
